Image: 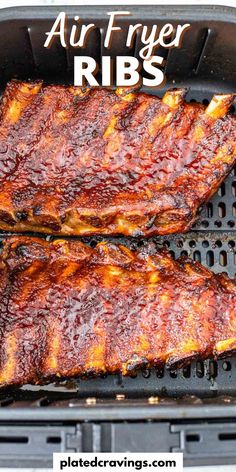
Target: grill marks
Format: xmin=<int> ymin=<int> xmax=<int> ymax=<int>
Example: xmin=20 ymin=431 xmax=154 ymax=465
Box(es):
xmin=0 ymin=237 xmax=235 ymax=387
xmin=0 ymin=81 xmax=235 ymax=236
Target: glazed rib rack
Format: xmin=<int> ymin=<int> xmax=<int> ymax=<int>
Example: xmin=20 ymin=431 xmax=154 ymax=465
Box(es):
xmin=0 ymin=235 xmax=235 ymax=388
xmin=0 ymin=80 xmax=236 ymax=237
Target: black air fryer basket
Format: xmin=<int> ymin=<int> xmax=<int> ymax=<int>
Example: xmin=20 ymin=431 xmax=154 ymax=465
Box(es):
xmin=0 ymin=4 xmax=236 ymax=468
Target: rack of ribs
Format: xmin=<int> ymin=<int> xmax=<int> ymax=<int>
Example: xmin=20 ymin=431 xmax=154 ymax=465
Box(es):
xmin=0 ymin=80 xmax=235 ymax=236
xmin=0 ymin=236 xmax=235 ymax=387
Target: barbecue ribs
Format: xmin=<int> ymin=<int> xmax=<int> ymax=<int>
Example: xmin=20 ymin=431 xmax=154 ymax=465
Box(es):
xmin=0 ymin=80 xmax=235 ymax=236
xmin=0 ymin=237 xmax=235 ymax=387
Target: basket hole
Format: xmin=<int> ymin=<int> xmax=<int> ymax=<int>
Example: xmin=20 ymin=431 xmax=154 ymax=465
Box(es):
xmin=189 ymin=240 xmax=196 ymax=248
xmin=46 ymin=437 xmax=62 ymax=444
xmin=90 ymin=240 xmax=97 ymax=248
xmin=196 ymin=361 xmax=204 ymax=378
xmin=220 ymin=250 xmax=227 ymax=266
xmin=190 ymin=98 xmax=197 ymax=103
xmin=219 ymin=433 xmax=236 ymax=441
xmin=0 ymin=436 xmax=28 ymax=444
xmin=208 ymin=360 xmax=218 ymax=378
xmin=182 ymin=365 xmax=191 ymax=378
xmin=230 ymin=104 xmax=235 ymax=114
xmin=218 ymin=202 xmax=226 ymax=218
xmin=169 ymin=370 xmax=177 ymax=378
xmin=202 ymin=240 xmax=209 ymax=248
xmin=202 ymin=98 xmax=209 ymax=106
xmin=207 ymin=202 xmax=213 ymax=218
xmin=186 ymin=434 xmax=200 ymax=443
xmin=228 ymin=240 xmax=235 ymax=248
xmin=232 ymin=181 xmax=236 ymax=196
xmin=176 ymin=240 xmax=183 ymax=248
xmin=206 ymin=251 xmax=214 ymax=267
xmin=218 ymin=182 xmax=225 ymax=197
xmin=228 ymin=220 xmax=235 ymax=228
xmin=215 ymin=240 xmax=222 ymax=248
xmin=142 ymin=369 xmax=151 ymax=379
xmin=222 ymin=361 xmax=232 ymax=371
xmin=163 ymin=240 xmax=170 ymax=248
xmin=214 ymin=220 xmax=222 ymax=228
xmin=233 ymin=203 xmax=236 ymax=217
xmin=169 ymin=250 xmax=175 ymax=259
xmin=156 ymin=368 xmax=164 ymax=378
xmin=180 ymin=250 xmax=188 ymax=257
xmin=193 ymin=250 xmax=201 ymax=262
xmin=39 ymin=397 xmax=52 ymax=407
xmin=201 ymin=220 xmax=209 ymax=228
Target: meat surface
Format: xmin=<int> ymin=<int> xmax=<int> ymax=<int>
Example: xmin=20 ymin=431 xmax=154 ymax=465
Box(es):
xmin=0 ymin=81 xmax=235 ymax=236
xmin=0 ymin=236 xmax=235 ymax=387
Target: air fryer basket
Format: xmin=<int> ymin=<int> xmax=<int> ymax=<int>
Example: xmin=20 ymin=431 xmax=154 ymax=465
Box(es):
xmin=0 ymin=4 xmax=236 ymax=468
